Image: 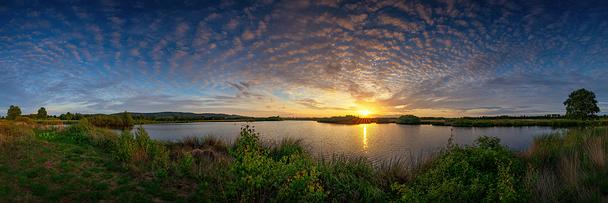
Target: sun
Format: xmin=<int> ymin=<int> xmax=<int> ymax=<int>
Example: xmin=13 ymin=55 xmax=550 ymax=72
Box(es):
xmin=358 ymin=109 xmax=372 ymax=117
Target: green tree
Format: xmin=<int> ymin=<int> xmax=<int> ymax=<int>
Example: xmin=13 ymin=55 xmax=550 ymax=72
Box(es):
xmin=564 ymin=88 xmax=600 ymax=119
xmin=37 ymin=107 xmax=48 ymax=119
xmin=7 ymin=105 xmax=22 ymax=120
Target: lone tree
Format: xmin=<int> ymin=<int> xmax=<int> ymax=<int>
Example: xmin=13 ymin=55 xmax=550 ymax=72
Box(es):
xmin=37 ymin=107 xmax=48 ymax=119
xmin=7 ymin=105 xmax=22 ymax=120
xmin=564 ymin=88 xmax=600 ymax=118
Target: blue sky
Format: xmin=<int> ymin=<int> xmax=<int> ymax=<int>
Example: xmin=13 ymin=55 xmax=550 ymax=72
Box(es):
xmin=1 ymin=0 xmax=607 ymax=117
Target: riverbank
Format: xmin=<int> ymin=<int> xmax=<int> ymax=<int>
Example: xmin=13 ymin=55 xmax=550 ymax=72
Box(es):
xmin=317 ymin=116 xmax=608 ymax=127
xmin=1 ymin=120 xmax=607 ymax=201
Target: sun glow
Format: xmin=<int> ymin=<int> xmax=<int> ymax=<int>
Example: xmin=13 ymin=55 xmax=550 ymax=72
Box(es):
xmin=358 ymin=109 xmax=372 ymax=117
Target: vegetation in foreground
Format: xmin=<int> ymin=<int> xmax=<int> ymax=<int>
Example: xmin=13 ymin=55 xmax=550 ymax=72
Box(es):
xmin=1 ymin=119 xmax=608 ymax=202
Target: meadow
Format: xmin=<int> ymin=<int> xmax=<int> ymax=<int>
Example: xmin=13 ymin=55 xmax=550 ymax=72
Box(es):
xmin=1 ymin=119 xmax=607 ymax=202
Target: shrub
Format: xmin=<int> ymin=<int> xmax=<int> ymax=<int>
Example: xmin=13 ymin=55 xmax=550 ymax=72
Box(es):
xmin=270 ymin=138 xmax=306 ymax=160
xmin=225 ymin=126 xmax=326 ymax=202
xmin=111 ymin=127 xmax=169 ymax=176
xmin=114 ymin=130 xmax=136 ymax=162
xmin=393 ymin=136 xmax=526 ymax=202
xmin=59 ymin=123 xmax=91 ymax=144
xmin=318 ymin=156 xmax=385 ymax=201
xmin=396 ymin=115 xmax=421 ymax=125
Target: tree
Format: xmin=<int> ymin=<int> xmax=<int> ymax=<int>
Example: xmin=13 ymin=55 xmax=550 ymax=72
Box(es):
xmin=6 ymin=105 xmax=22 ymax=120
xmin=564 ymin=88 xmax=600 ymax=119
xmin=37 ymin=107 xmax=48 ymax=119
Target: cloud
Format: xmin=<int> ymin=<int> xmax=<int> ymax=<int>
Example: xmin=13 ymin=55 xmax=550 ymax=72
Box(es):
xmin=1 ymin=0 xmax=607 ymax=116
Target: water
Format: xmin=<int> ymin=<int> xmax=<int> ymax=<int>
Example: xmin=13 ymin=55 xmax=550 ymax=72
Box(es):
xmin=137 ymin=121 xmax=563 ymax=163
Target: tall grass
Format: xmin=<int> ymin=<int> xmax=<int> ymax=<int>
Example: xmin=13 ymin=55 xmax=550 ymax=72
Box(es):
xmin=525 ymin=127 xmax=608 ymax=202
xmin=0 ymin=120 xmax=34 ymax=145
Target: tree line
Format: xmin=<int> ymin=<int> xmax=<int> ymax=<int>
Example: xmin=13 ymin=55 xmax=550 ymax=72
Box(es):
xmin=1 ymin=88 xmax=603 ymax=123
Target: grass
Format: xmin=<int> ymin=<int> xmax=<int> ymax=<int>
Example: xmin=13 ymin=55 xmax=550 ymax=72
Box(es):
xmin=0 ymin=125 xmax=187 ymax=201
xmin=524 ymin=127 xmax=608 ymax=202
xmin=1 ymin=120 xmax=608 ymax=202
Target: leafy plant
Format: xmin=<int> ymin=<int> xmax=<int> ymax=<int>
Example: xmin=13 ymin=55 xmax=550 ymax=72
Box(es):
xmin=393 ymin=136 xmax=526 ymax=202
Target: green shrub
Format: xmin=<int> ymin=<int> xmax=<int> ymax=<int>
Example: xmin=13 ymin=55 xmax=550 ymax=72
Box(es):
xmin=114 ymin=131 xmax=136 ymax=162
xmin=60 ymin=124 xmax=90 ymax=144
xmin=225 ymin=126 xmax=326 ymax=202
xmin=393 ymin=136 xmax=526 ymax=202
xmin=112 ymin=127 xmax=169 ymax=175
xmin=270 ymin=138 xmax=306 ymax=160
xmin=231 ymin=125 xmax=265 ymax=158
xmin=396 ymin=115 xmax=421 ymax=125
xmin=318 ymin=156 xmax=385 ymax=201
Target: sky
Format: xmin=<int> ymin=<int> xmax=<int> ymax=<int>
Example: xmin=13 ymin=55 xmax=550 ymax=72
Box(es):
xmin=1 ymin=0 xmax=608 ymax=117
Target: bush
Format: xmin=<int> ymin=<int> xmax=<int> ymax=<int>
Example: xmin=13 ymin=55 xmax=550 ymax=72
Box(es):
xmin=318 ymin=156 xmax=385 ymax=201
xmin=393 ymin=136 xmax=526 ymax=202
xmin=396 ymin=115 xmax=421 ymax=125
xmin=84 ymin=114 xmax=134 ymax=129
xmin=111 ymin=127 xmax=169 ymax=176
xmin=60 ymin=123 xmax=91 ymax=144
xmin=270 ymin=138 xmax=306 ymax=160
xmin=225 ymin=126 xmax=326 ymax=202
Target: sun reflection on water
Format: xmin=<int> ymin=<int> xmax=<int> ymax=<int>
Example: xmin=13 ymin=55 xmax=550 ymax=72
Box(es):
xmin=362 ymin=124 xmax=369 ymax=153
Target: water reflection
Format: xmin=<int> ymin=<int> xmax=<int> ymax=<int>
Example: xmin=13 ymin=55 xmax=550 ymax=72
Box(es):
xmin=362 ymin=124 xmax=369 ymax=153
xmin=137 ymin=121 xmax=562 ymax=163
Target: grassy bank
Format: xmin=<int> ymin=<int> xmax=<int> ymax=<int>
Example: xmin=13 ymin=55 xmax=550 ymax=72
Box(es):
xmin=1 ymin=120 xmax=607 ymax=201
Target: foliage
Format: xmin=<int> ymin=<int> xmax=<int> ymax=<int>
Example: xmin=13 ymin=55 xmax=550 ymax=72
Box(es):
xmin=58 ymin=112 xmax=84 ymax=120
xmin=6 ymin=105 xmax=21 ymax=120
xmin=59 ymin=123 xmax=91 ymax=144
xmin=113 ymin=127 xmax=169 ymax=175
xmin=318 ymin=156 xmax=386 ymax=201
xmin=37 ymin=107 xmax=48 ymax=119
xmin=84 ymin=114 xmax=134 ymax=129
xmin=318 ymin=115 xmax=372 ymax=124
xmin=396 ymin=115 xmax=421 ymax=124
xmin=564 ymin=88 xmax=600 ymax=119
xmin=393 ymin=136 xmax=527 ymax=202
xmin=225 ymin=126 xmax=325 ymax=202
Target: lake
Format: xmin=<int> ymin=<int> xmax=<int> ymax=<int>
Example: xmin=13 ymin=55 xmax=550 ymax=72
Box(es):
xmin=137 ymin=121 xmax=563 ymax=164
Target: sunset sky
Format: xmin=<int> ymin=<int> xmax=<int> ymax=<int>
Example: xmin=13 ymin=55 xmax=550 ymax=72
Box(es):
xmin=1 ymin=0 xmax=607 ymax=117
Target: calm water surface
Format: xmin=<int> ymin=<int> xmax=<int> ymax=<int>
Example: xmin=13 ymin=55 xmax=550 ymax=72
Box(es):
xmin=138 ymin=121 xmax=563 ymax=163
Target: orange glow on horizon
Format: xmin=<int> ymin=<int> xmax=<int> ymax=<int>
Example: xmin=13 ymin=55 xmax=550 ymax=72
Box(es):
xmin=358 ymin=109 xmax=372 ymax=117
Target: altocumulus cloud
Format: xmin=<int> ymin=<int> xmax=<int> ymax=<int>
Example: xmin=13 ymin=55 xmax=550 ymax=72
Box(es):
xmin=1 ymin=0 xmax=607 ymax=116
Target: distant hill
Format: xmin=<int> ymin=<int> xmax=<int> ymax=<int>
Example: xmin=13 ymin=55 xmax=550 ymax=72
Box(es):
xmin=114 ymin=112 xmax=252 ymax=120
